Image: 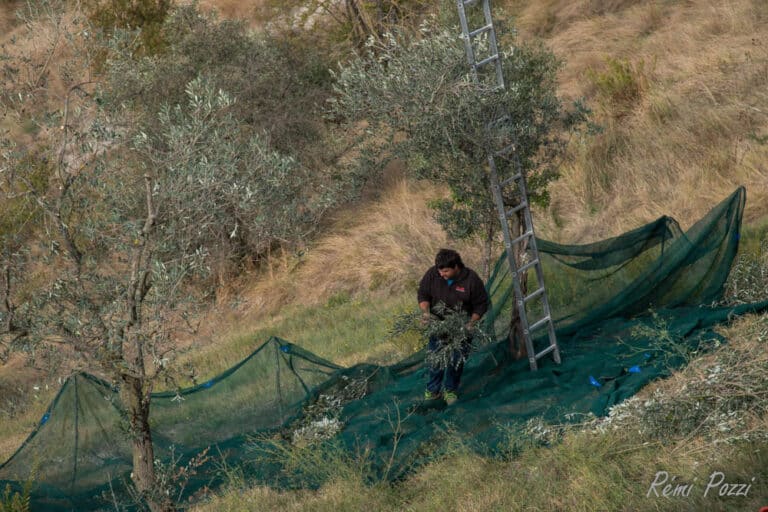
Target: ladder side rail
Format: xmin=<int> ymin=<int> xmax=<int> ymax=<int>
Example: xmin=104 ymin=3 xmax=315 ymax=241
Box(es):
xmin=489 ymin=154 xmax=538 ymax=370
xmin=456 ymin=0 xmax=559 ymax=370
xmin=456 ymin=1 xmax=479 ymax=81
xmin=507 ymin=136 xmax=560 ymax=363
xmin=481 ymin=0 xmax=504 ymax=89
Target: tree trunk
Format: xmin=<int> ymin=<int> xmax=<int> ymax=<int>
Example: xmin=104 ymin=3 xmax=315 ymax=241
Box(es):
xmin=1 ymin=262 xmax=13 ymax=333
xmin=508 ymin=210 xmax=528 ymax=360
xmin=120 ymin=173 xmax=173 ymax=511
xmin=482 ymin=222 xmax=494 ymax=283
xmin=345 ymin=0 xmax=374 ymax=48
xmin=123 ymin=374 xmax=174 ymax=512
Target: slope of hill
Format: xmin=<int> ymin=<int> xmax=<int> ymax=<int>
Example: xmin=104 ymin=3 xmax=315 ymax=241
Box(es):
xmin=509 ymin=0 xmax=768 ymax=242
xmin=185 ymin=0 xmax=768 ymax=361
xmin=0 ymin=0 xmax=767 ymax=510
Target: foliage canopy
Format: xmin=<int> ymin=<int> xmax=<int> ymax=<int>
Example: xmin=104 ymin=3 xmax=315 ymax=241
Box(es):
xmin=328 ymin=24 xmax=588 ymax=268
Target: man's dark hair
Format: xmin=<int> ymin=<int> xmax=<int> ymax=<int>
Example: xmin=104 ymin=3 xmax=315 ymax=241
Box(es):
xmin=435 ymin=248 xmax=464 ymax=269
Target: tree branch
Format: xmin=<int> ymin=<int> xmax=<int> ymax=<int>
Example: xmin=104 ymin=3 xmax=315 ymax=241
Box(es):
xmin=58 ymin=81 xmax=98 ymax=173
xmin=127 ymin=174 xmax=156 ymax=324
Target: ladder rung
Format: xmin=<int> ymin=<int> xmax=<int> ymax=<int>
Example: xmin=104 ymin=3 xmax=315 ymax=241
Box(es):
xmin=475 ymin=54 xmax=500 ymax=68
xmin=527 ymin=315 xmax=551 ymax=333
xmin=534 ymin=344 xmax=557 ymax=360
xmin=523 ymin=286 xmax=545 ymax=303
xmin=469 ymin=24 xmax=493 ymax=38
xmin=506 ymin=201 xmax=527 ymax=217
xmin=510 ymin=230 xmax=533 ymax=246
xmin=518 ymin=258 xmax=539 ymax=274
xmin=463 ymin=0 xmax=481 ymax=6
xmin=500 ymin=173 xmax=522 ymax=188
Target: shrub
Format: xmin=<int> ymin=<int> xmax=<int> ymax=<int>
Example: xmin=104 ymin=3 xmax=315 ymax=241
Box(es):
xmin=84 ymin=0 xmax=171 ymax=55
xmin=97 ymin=4 xmax=363 ymax=278
xmin=587 ymin=57 xmax=650 ymax=116
xmin=722 ymin=233 xmax=768 ymax=305
xmin=103 ymin=3 xmax=336 ymax=164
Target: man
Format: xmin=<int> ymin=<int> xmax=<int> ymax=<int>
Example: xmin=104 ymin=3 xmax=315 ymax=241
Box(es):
xmin=418 ymin=248 xmax=489 ymax=405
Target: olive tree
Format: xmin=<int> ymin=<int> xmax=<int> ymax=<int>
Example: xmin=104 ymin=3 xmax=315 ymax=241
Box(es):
xmin=0 ymin=1 xmax=364 ymax=508
xmin=96 ymin=4 xmax=361 ymax=274
xmin=328 ymin=23 xmax=587 ymax=355
xmin=0 ymin=167 xmax=43 ymax=362
xmin=2 ymin=70 xmax=336 ymax=509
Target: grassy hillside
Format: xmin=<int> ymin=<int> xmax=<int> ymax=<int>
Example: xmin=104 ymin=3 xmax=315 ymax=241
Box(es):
xmin=178 ymin=0 xmax=768 ymax=369
xmin=0 ymin=0 xmax=767 ymax=510
xmin=506 ymin=0 xmax=768 ymax=242
xmin=184 ymin=0 xmax=768 ymax=510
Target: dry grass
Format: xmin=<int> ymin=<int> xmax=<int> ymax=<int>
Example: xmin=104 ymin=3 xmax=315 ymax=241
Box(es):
xmin=505 ymin=0 xmax=768 ymax=242
xmin=185 ymin=172 xmax=487 ymax=360
xmin=0 ymin=1 xmax=21 ymax=35
xmin=2 ymin=0 xmax=768 ymax=504
xmin=0 ymin=354 xmax=52 ymax=463
xmin=193 ymin=0 xmax=266 ymax=29
xmin=191 ymin=313 xmax=768 ymax=512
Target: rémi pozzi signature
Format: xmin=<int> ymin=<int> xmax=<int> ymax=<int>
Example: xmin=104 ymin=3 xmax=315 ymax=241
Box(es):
xmin=647 ymin=471 xmax=756 ymax=498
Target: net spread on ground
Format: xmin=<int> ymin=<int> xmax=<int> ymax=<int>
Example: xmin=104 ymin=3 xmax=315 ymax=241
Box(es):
xmin=2 ymin=187 xmax=767 ymax=511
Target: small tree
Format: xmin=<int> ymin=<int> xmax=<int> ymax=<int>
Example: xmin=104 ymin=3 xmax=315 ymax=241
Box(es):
xmin=329 ymin=22 xmax=588 ymax=354
xmin=3 ymin=71 xmax=333 ymax=510
xmin=0 ymin=1 xmax=351 ymax=504
xmin=0 ymin=1 xmax=361 ymax=507
xmin=0 ymin=152 xmax=49 ymax=361
xmin=96 ymin=4 xmax=362 ymax=275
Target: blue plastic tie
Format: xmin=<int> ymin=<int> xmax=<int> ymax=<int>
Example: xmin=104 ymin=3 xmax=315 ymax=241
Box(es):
xmin=628 ymin=365 xmax=642 ymax=374
xmin=589 ymin=375 xmax=602 ymax=388
xmin=643 ymin=352 xmax=651 ymax=359
xmin=40 ymin=412 xmax=50 ymax=426
xmin=734 ymin=232 xmax=740 ymax=241
xmin=202 ymin=380 xmax=213 ymax=389
xmin=280 ymin=345 xmax=290 ymax=353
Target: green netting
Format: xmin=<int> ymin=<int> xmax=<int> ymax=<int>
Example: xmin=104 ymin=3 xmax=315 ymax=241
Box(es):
xmin=2 ymin=187 xmax=767 ymax=511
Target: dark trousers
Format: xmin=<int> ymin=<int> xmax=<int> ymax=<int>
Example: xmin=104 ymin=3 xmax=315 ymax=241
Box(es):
xmin=426 ymin=335 xmax=472 ymax=394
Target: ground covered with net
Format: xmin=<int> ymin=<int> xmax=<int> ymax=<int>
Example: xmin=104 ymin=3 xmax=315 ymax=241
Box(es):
xmin=2 ymin=187 xmax=767 ymax=511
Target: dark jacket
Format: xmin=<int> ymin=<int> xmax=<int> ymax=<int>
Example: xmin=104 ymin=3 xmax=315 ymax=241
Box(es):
xmin=417 ymin=266 xmax=489 ymax=319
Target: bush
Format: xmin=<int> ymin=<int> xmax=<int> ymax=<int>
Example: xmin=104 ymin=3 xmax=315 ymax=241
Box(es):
xmin=722 ymin=233 xmax=768 ymax=305
xmin=84 ymin=0 xmax=171 ymax=55
xmin=103 ymin=3 xmax=336 ymax=164
xmin=587 ymin=57 xmax=650 ymax=116
xmin=97 ymin=3 xmax=364 ymax=277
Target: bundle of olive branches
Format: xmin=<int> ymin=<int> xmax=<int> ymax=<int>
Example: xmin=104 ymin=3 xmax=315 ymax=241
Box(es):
xmin=388 ymin=302 xmax=494 ymax=370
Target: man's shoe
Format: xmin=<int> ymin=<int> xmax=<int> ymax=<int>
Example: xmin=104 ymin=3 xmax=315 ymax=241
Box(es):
xmin=424 ymin=390 xmax=442 ymax=400
xmin=443 ymin=390 xmax=458 ymax=405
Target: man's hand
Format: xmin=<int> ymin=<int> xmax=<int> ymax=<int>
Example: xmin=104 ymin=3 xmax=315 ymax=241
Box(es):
xmin=466 ymin=313 xmax=481 ymax=333
xmin=419 ymin=301 xmax=432 ymax=326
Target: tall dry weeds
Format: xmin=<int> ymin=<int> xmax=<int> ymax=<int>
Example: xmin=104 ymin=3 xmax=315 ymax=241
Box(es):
xmin=507 ymin=0 xmax=768 ymax=242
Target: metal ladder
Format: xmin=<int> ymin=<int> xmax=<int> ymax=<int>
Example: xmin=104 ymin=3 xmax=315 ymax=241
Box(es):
xmin=456 ymin=0 xmax=560 ymax=370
